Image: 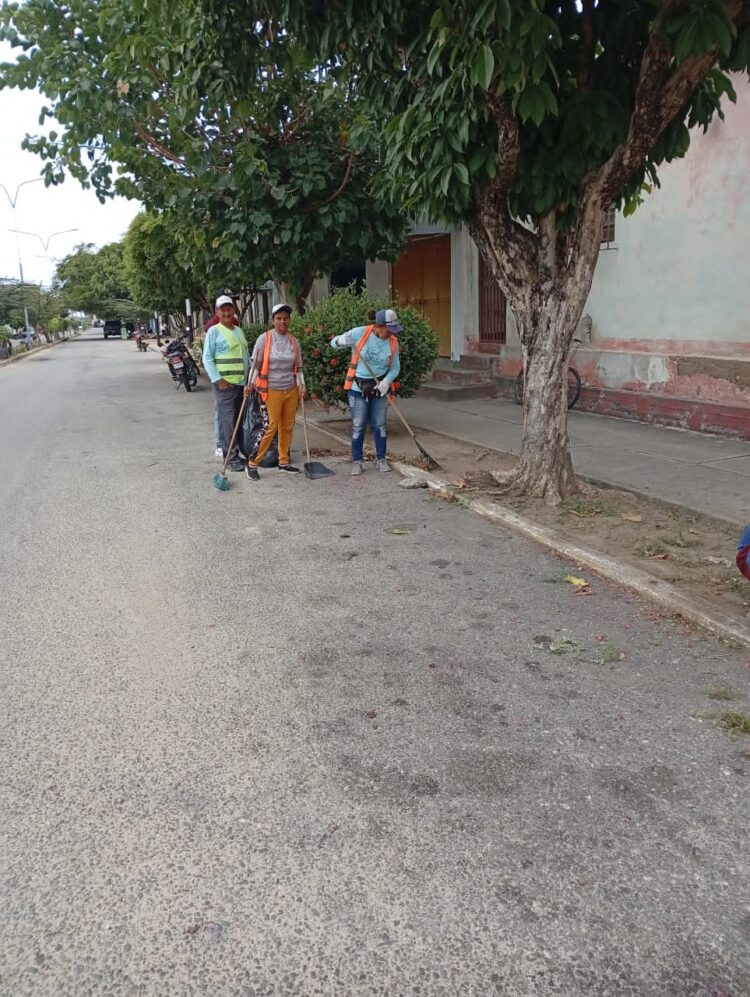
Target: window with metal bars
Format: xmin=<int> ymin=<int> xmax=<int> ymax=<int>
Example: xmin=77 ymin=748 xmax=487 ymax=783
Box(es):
xmin=601 ymin=205 xmax=616 ymax=247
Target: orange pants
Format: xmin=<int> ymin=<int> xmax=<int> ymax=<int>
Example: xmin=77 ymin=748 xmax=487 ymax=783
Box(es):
xmin=249 ymin=387 xmax=299 ymax=467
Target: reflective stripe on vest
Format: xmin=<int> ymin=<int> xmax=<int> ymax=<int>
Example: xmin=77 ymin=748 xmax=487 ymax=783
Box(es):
xmin=214 ymin=326 xmax=246 ymax=385
xmin=343 ymin=326 xmax=398 ymax=394
xmin=255 ymin=331 xmax=300 ymax=403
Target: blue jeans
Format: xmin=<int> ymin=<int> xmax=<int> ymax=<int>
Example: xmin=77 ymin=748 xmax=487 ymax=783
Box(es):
xmin=349 ymin=391 xmax=388 ymax=460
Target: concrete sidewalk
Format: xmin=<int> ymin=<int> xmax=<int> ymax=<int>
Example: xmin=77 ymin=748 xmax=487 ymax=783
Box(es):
xmin=395 ymin=394 xmax=750 ymax=526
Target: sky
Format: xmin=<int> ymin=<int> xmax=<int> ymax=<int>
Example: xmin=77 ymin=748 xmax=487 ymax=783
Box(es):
xmin=0 ymin=43 xmax=140 ymax=287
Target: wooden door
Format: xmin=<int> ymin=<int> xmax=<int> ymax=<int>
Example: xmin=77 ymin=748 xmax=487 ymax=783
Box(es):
xmin=392 ymin=235 xmax=451 ymax=356
xmin=478 ymin=254 xmax=506 ymax=348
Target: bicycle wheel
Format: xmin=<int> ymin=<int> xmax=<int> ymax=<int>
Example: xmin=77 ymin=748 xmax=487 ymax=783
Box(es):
xmin=514 ymin=369 xmax=525 ymax=405
xmin=566 ymin=367 xmax=582 ymax=409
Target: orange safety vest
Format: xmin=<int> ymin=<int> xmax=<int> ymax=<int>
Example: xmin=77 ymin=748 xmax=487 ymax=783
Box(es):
xmin=343 ymin=326 xmax=399 ymax=395
xmin=255 ymin=330 xmax=300 ymax=403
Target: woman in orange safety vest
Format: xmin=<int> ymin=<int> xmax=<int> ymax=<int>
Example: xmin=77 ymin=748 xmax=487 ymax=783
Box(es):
xmin=330 ymin=309 xmax=402 ymax=476
xmin=245 ymin=303 xmax=306 ymax=480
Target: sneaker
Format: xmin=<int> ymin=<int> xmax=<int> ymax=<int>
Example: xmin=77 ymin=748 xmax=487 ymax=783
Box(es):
xmin=376 ymin=459 xmax=391 ymax=472
xmin=214 ymin=447 xmax=223 ymax=458
xmin=350 ymin=461 xmax=364 ymax=476
xmin=229 ymin=458 xmax=246 ymax=472
xmin=246 ymin=465 xmax=260 ymax=481
xmin=278 ymin=464 xmax=301 ymax=473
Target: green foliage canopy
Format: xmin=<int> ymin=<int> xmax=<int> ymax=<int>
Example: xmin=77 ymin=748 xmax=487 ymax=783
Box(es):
xmin=123 ymin=213 xmax=209 ymax=315
xmin=0 ymin=0 xmax=410 ymax=308
xmin=55 ymin=242 xmax=144 ymax=320
xmin=285 ymin=0 xmax=750 ymax=230
xmin=0 ymin=280 xmax=65 ymax=330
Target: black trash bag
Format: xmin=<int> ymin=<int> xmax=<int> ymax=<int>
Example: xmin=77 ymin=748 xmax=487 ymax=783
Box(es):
xmin=240 ymin=391 xmax=279 ymax=467
xmin=259 ymin=441 xmax=279 ymax=467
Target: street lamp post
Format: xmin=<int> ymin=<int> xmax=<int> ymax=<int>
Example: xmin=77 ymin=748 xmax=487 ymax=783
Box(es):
xmin=0 ymin=178 xmax=44 ymax=331
xmin=10 ymin=228 xmax=80 ymax=254
xmin=9 ymin=228 xmax=79 ymax=331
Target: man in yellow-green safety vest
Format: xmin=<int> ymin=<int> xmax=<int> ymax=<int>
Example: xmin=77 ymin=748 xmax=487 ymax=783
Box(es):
xmin=202 ymin=294 xmax=250 ymax=471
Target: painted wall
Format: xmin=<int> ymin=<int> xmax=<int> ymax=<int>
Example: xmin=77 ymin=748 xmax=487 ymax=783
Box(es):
xmin=586 ymin=76 xmax=750 ymax=358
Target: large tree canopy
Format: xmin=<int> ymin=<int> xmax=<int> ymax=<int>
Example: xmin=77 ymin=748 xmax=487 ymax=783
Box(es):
xmin=122 ymin=212 xmax=210 ymax=316
xmin=55 ymin=242 xmax=144 ymax=320
xmin=284 ymin=0 xmax=750 ymax=500
xmin=0 ymin=280 xmax=64 ymax=330
xmin=0 ymin=0 xmax=409 ymax=310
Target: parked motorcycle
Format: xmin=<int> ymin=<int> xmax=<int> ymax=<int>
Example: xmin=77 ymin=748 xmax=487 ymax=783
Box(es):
xmin=161 ymin=336 xmax=199 ymax=391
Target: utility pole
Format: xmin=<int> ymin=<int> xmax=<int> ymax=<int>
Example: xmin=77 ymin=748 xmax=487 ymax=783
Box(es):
xmin=9 ymin=228 xmax=79 ymax=333
xmin=0 ymin=178 xmax=44 ymax=332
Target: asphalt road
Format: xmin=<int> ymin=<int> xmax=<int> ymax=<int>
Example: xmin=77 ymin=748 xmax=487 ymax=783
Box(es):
xmin=1 ymin=333 xmax=748 ymax=997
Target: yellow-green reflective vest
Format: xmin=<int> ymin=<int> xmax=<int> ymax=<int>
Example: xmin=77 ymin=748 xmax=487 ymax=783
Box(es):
xmin=214 ymin=325 xmax=247 ymax=385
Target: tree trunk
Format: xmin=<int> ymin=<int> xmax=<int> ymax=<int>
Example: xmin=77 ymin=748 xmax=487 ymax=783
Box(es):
xmin=511 ymin=295 xmax=579 ymax=503
xmin=275 ymin=280 xmax=307 ymax=315
xmin=275 ymin=266 xmax=316 ymax=317
xmin=471 ymin=193 xmax=606 ymax=504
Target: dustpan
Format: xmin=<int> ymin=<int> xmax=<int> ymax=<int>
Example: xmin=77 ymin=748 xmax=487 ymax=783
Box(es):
xmin=300 ymin=397 xmax=335 ymax=480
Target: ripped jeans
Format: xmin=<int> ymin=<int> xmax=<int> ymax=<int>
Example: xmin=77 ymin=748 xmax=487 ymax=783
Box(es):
xmin=349 ymin=391 xmax=388 ymax=461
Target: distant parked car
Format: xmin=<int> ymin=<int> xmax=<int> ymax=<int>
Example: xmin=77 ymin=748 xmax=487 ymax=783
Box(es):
xmin=11 ymin=329 xmax=38 ymax=349
xmin=103 ymin=320 xmax=121 ymax=339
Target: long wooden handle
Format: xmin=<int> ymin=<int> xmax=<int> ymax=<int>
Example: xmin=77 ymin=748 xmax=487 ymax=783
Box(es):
xmin=300 ymin=395 xmax=312 ymax=465
xmin=221 ymin=390 xmax=250 ymax=474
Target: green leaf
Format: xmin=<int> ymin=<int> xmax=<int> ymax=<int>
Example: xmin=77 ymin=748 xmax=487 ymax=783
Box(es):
xmin=426 ymin=41 xmax=442 ymax=76
xmin=470 ymin=0 xmax=496 ymax=34
xmin=454 ymin=162 xmax=469 ymax=186
xmin=517 ymin=85 xmax=547 ymax=127
xmin=473 ymin=44 xmax=494 ymax=91
xmin=674 ymin=17 xmax=700 ymax=62
xmin=497 ymin=0 xmax=512 ymax=31
xmin=707 ymin=11 xmax=735 ymax=57
xmin=538 ymin=80 xmax=558 ymax=116
xmin=446 ymin=128 xmax=463 ymax=153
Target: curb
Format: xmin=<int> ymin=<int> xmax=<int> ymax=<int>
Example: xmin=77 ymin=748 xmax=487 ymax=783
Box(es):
xmin=0 ymin=335 xmax=73 ymax=369
xmin=393 ymin=461 xmax=750 ymax=651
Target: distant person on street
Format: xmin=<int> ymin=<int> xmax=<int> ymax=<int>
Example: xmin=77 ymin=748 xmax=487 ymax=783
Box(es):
xmin=736 ymin=524 xmax=750 ymax=581
xmin=203 ymin=294 xmax=249 ymax=472
xmin=205 ymin=298 xmax=240 ymax=459
xmin=330 ymin=309 xmax=402 ymax=475
xmin=245 ymin=303 xmax=306 ymax=480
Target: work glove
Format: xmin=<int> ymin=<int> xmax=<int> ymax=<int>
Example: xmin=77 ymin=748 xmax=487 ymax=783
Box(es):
xmin=377 ymin=379 xmax=390 ymax=397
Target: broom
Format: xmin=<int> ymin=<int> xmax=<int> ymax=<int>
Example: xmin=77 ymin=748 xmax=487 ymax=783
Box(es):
xmin=213 ymin=391 xmax=250 ymax=491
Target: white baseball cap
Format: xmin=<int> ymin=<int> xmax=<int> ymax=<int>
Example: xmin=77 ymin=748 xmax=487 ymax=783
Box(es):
xmin=272 ymin=303 xmax=292 ymax=316
xmin=215 ymin=294 xmax=234 ymax=309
